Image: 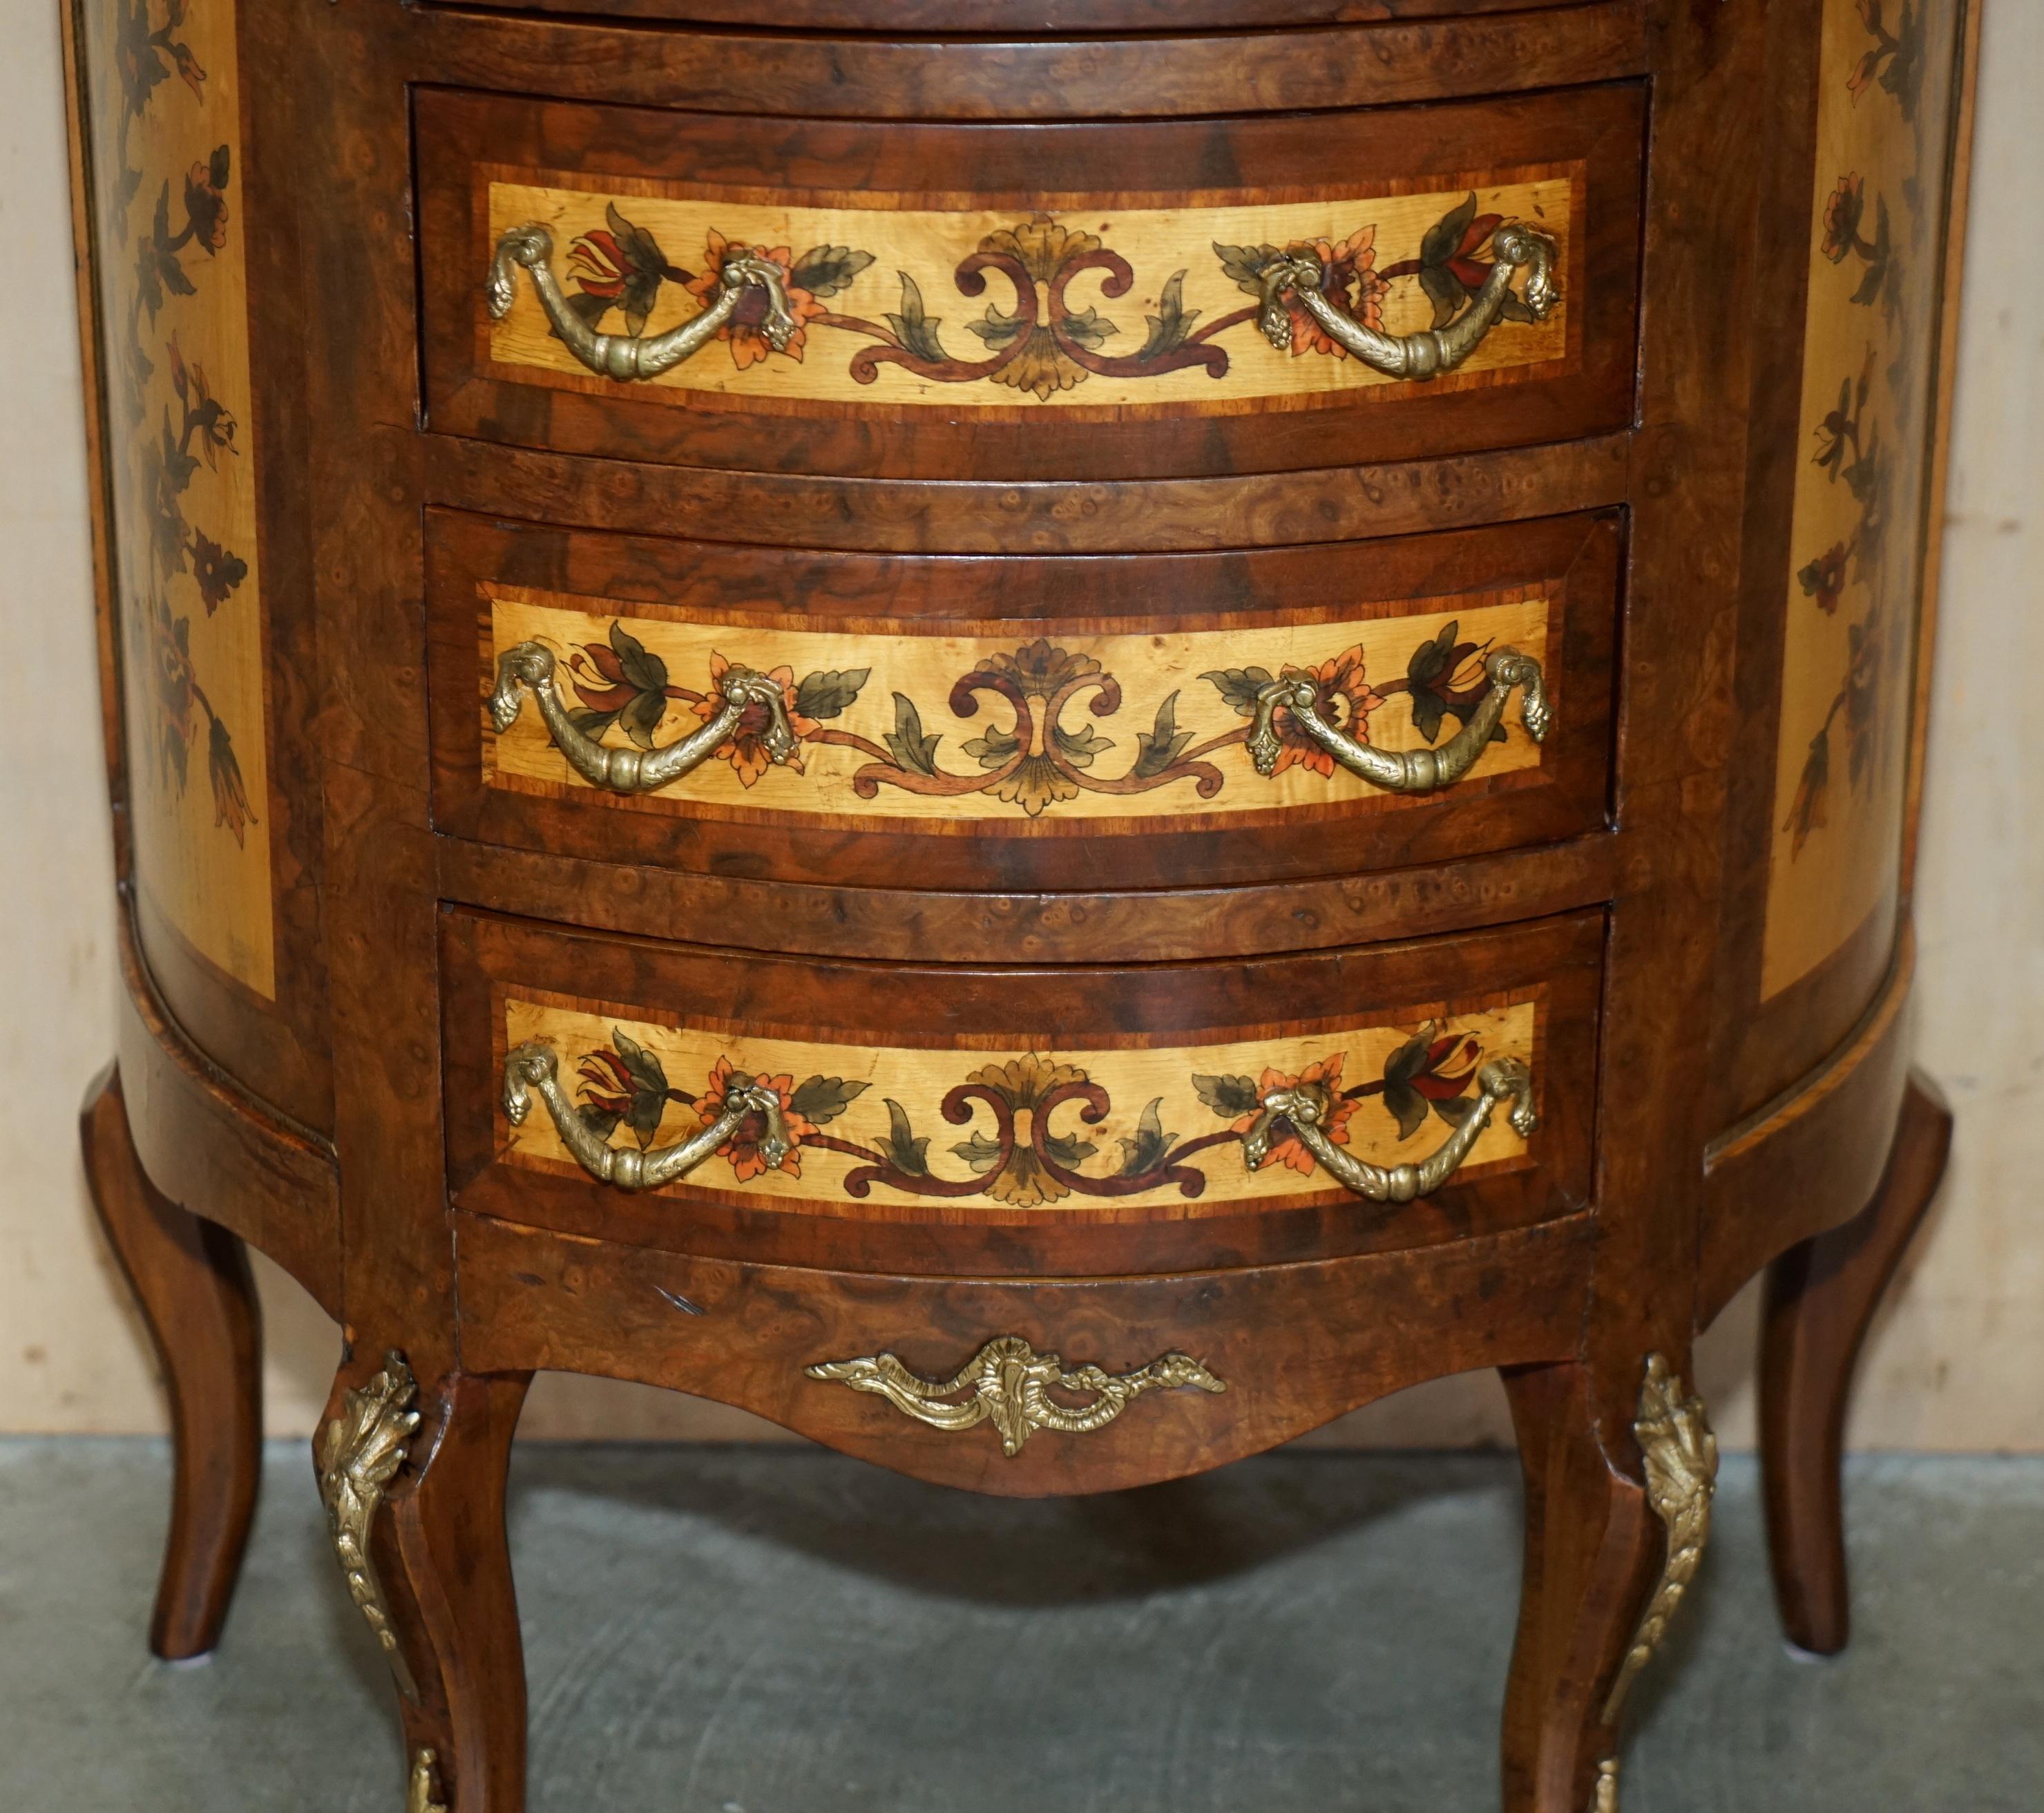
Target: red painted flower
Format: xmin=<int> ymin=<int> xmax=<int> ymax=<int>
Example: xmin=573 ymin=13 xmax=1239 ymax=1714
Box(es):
xmin=1267 ymin=643 xmax=1385 ymax=779
xmin=567 ymin=638 xmax=644 ymax=716
xmin=692 ymin=652 xmax=818 ymax=788
xmin=1234 ymin=1052 xmax=1357 ymax=1177
xmin=683 ymin=231 xmax=828 ymax=370
xmin=1409 ymin=1031 xmax=1484 ymax=1103
xmin=576 ymin=1047 xmax=637 ymax=1123
xmin=700 ymin=1056 xmax=817 ymax=1181
xmin=1822 ymin=173 xmax=1866 ymax=263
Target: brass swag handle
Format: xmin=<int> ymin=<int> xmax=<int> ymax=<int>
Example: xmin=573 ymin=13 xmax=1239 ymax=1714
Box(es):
xmin=486 ymin=221 xmax=798 ymax=381
xmin=1257 ymin=222 xmax=1559 ymax=379
xmin=1248 ymin=648 xmax=1549 ymax=791
xmin=490 ymin=640 xmax=796 ymax=795
xmin=1243 ymin=1055 xmax=1537 ymax=1202
xmin=503 ymin=1041 xmax=790 ymax=1191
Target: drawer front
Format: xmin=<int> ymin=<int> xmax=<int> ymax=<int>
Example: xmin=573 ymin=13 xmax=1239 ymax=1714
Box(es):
xmin=441 ymin=906 xmax=1603 ymax=1275
xmin=417 ymin=84 xmax=1643 ymax=482
xmin=428 ymin=510 xmax=1617 ymax=890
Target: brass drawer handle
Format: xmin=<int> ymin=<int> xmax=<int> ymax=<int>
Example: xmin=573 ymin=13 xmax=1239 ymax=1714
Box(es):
xmin=1248 ymin=648 xmax=1548 ymax=791
xmin=490 ymin=641 xmax=795 ymax=794
xmin=503 ymin=1042 xmax=790 ymax=1190
xmin=1256 ymin=222 xmax=1558 ymax=379
xmin=486 ymin=221 xmax=797 ymax=381
xmin=805 ymin=1336 xmax=1227 ymax=1458
xmin=1244 ymin=1056 xmax=1536 ymax=1202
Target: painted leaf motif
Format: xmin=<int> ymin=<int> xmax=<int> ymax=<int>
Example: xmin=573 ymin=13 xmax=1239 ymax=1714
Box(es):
xmin=886 ymin=272 xmax=948 ymax=363
xmin=1137 ymin=271 xmax=1202 ymax=359
xmin=788 ymin=1074 xmax=869 ymax=1126
xmin=1382 ymin=1080 xmax=1429 ymax=1143
xmin=962 ymin=722 xmax=1020 ymax=770
xmin=875 ymin=1098 xmax=930 ymax=1176
xmin=1058 ymin=305 xmax=1119 ymax=351
xmin=1213 ymin=240 xmax=1283 ymax=298
xmin=1199 ymin=665 xmax=1277 ymax=719
xmin=1421 ymin=193 xmax=1482 ymax=269
xmin=794 ymin=667 xmax=869 ymax=721
xmin=1420 ymin=263 xmax=1467 ymax=332
xmin=883 ymin=693 xmax=943 ymax=777
xmin=1051 ymin=719 xmax=1112 ymax=768
xmin=790 ymin=244 xmax=875 ymax=299
xmin=1042 ymin=1128 xmax=1098 ymax=1168
xmin=609 ymin=622 xmax=667 ymax=695
xmin=567 ymin=705 xmax=622 ymax=741
xmin=964 ymin=303 xmax=1031 ymax=349
xmin=951 ymin=1131 xmax=1003 ymax=1174
xmin=1131 ymin=691 xmax=1194 ymax=779
xmin=1116 ymin=1098 xmax=1178 ymax=1177
xmin=618 ymin=687 xmax=668 ymax=750
xmin=1194 ymin=1072 xmax=1261 ymax=1119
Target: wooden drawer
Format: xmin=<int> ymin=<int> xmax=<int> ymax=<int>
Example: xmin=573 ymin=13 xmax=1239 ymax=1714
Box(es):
xmin=428 ymin=509 xmax=1618 ymax=891
xmin=416 ymin=82 xmax=1644 ymax=482
xmin=441 ymin=906 xmax=1603 ymax=1277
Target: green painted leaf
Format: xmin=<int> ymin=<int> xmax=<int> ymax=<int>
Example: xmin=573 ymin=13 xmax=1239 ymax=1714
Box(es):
xmin=1116 ymin=1098 xmax=1178 ymax=1177
xmin=1383 ymin=1079 xmax=1428 ymax=1143
xmin=1137 ymin=270 xmax=1203 ymax=359
xmin=950 ymin=1131 xmax=1004 ymax=1175
xmin=1420 ymin=193 xmax=1480 ymax=269
xmin=1213 ymin=240 xmax=1283 ymax=298
xmin=1193 ymin=1072 xmax=1261 ymax=1119
xmin=885 ymin=272 xmax=948 ymax=363
xmin=964 ymin=303 xmax=1031 ymax=348
xmin=1199 ymin=666 xmax=1276 ymax=719
xmin=789 ymin=1074 xmax=869 ymax=1126
xmin=790 ymin=244 xmax=875 ymax=298
xmin=883 ymin=693 xmax=943 ymax=777
xmin=1042 ymin=1130 xmax=1098 ymax=1168
xmin=876 ymin=1098 xmax=931 ymax=1176
xmin=619 ymin=687 xmax=668 ymax=750
xmin=1131 ymin=690 xmax=1194 ymax=779
xmin=794 ymin=667 xmax=870 ymax=721
xmin=609 ymin=621 xmax=668 ymax=695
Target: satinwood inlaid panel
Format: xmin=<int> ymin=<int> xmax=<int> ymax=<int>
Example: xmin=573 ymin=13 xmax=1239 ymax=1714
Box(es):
xmin=427 ymin=510 xmax=1618 ymax=890
xmin=79 ymin=0 xmax=272 ymax=996
xmin=416 ymin=84 xmax=1644 ymax=481
xmin=441 ymin=907 xmax=1603 ymax=1277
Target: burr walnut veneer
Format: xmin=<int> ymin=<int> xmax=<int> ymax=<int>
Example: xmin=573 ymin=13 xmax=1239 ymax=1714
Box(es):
xmin=64 ymin=1 xmax=1978 ymax=1807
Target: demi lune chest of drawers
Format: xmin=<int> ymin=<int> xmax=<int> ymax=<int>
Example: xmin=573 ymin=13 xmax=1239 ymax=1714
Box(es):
xmin=64 ymin=1 xmax=1978 ymax=1807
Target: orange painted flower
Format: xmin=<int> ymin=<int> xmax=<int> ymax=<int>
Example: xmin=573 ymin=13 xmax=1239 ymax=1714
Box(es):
xmin=683 ymin=231 xmax=828 ymax=370
xmin=1234 ymin=1052 xmax=1357 ymax=1177
xmin=1267 ymin=643 xmax=1385 ymax=779
xmin=1277 ymin=226 xmax=1388 ymax=360
xmin=692 ymin=652 xmax=817 ymax=788
xmin=700 ymin=1056 xmax=817 ymax=1181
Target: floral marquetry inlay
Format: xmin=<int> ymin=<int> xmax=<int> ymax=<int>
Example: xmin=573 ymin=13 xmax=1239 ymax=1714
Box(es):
xmin=84 ymin=0 xmax=273 ymax=994
xmin=481 ymin=585 xmax=1554 ymax=825
xmin=482 ymin=178 xmax=1575 ymax=411
xmin=499 ymin=996 xmax=1542 ymax=1213
xmin=1762 ymin=0 xmax=1962 ymax=998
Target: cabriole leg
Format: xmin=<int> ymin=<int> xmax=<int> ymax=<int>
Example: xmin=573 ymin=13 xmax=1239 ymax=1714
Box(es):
xmin=316 ymin=1353 xmax=533 ymax=1812
xmin=79 ymin=1062 xmax=263 ymax=1660
xmin=1501 ymin=1355 xmax=1718 ymax=1812
xmin=1761 ymin=1068 xmax=1952 ymax=1656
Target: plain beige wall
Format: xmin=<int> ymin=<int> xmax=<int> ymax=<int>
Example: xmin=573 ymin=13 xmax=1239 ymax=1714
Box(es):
xmin=4 ymin=4 xmax=2035 ymax=1450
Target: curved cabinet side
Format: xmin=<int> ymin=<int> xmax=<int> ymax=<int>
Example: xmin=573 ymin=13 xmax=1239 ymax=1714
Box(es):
xmin=1711 ymin=0 xmax=1975 ymax=1121
xmin=1698 ymin=929 xmax=1915 ymax=1329
xmin=65 ymin=0 xmax=330 ymax=1132
xmin=115 ymin=905 xmax=341 ymax=1319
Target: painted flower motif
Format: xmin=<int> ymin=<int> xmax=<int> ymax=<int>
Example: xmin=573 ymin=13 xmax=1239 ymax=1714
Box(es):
xmin=1267 ymin=643 xmax=1386 ymax=779
xmin=566 ymin=205 xmax=689 ymax=337
xmin=684 ymin=231 xmax=828 ymax=370
xmin=947 ymin=1053 xmax=1098 ymax=1208
xmin=1279 ymin=226 xmax=1388 ymax=360
xmin=205 ymin=711 xmax=254 ymax=846
xmin=1234 ymin=1052 xmax=1357 ymax=1176
xmin=700 ymin=1056 xmax=816 ymax=1181
xmin=576 ymin=1047 xmax=638 ymax=1124
xmin=184 ymin=147 xmax=230 ymax=254
xmin=1821 ymin=173 xmax=1865 ymax=263
xmin=693 ymin=652 xmax=817 ymax=788
xmin=1797 ymin=542 xmax=1851 ymax=615
xmin=189 ymin=528 xmax=247 ymax=614
xmin=140 ymin=410 xmax=197 ymax=580
xmin=1379 ymin=1022 xmax=1487 ymax=1141
xmin=1378 ymin=193 xmax=1540 ymax=331
xmin=168 ymin=333 xmax=236 ymax=466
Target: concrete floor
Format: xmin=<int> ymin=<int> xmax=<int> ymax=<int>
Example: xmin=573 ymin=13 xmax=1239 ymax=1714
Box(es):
xmin=1 ymin=1441 xmax=2037 ymax=1812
